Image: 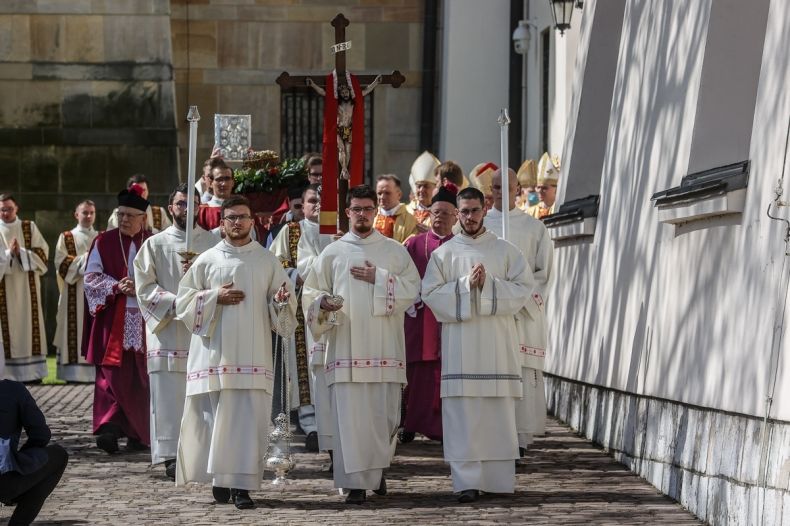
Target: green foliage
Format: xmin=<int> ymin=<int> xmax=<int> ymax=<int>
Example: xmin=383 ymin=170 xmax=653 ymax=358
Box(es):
xmin=233 ymin=157 xmax=308 ymax=194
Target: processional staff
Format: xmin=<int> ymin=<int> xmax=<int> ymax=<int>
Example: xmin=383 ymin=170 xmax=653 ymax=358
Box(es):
xmin=498 ymin=108 xmax=512 ymax=241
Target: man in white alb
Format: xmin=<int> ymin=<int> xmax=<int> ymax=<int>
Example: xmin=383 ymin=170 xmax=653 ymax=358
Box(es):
xmin=134 ymin=183 xmax=219 ymax=479
xmin=0 ymin=194 xmax=49 ymax=382
xmin=422 ymin=186 xmax=529 ymax=503
xmin=175 ymin=195 xmax=295 ymax=510
xmin=53 ymin=200 xmax=98 ymax=383
xmin=303 ymin=184 xmax=420 ymax=504
xmin=486 ymin=168 xmax=553 ymax=454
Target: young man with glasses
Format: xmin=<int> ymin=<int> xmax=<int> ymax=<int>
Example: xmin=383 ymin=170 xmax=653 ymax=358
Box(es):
xmin=175 ymin=195 xmax=295 ymax=510
xmin=422 ymin=186 xmax=529 ymax=503
xmin=133 ymin=183 xmax=220 ymax=480
xmin=83 ymin=184 xmax=152 ymax=454
xmin=0 ymin=194 xmax=49 ymax=382
xmin=303 ymin=184 xmax=420 ymax=504
xmin=197 ymin=159 xmax=235 ymax=232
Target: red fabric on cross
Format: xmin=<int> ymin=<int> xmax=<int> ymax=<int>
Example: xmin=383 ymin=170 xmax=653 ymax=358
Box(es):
xmin=320 ymin=72 xmax=365 ymax=234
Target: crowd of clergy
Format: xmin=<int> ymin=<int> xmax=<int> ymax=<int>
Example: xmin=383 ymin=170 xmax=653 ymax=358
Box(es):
xmin=0 ymin=148 xmax=560 ymax=508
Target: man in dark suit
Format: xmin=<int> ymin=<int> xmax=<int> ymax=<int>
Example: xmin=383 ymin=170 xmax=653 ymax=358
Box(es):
xmin=0 ymin=380 xmax=68 ymax=525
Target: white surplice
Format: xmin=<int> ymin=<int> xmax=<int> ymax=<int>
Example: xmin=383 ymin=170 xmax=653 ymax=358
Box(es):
xmin=174 ymin=239 xmax=296 ymax=490
xmin=0 ymin=219 xmax=49 ymax=382
xmin=303 ymin=230 xmax=420 ymax=489
xmin=53 ymin=225 xmax=98 ymax=383
xmin=485 ymin=207 xmax=553 ymax=444
xmin=133 ymin=225 xmax=219 ymax=465
xmin=422 ymin=229 xmax=529 ymax=493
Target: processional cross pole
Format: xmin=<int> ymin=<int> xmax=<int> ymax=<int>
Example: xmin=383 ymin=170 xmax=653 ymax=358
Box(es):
xmin=276 ymin=13 xmax=405 ymax=234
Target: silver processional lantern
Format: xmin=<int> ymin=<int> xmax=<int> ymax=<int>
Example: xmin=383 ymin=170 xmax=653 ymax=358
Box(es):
xmin=549 ymin=0 xmax=580 ymax=35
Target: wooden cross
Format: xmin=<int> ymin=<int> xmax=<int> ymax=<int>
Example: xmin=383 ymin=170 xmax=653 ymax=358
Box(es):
xmin=276 ymin=13 xmax=406 ymax=232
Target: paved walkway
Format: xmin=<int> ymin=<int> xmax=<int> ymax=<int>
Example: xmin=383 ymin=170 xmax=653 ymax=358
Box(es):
xmin=1 ymin=385 xmax=701 ymax=525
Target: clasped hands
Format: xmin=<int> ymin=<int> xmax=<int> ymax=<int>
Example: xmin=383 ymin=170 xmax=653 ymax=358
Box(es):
xmin=469 ymin=263 xmax=486 ymax=289
xmin=117 ymin=277 xmax=136 ymax=297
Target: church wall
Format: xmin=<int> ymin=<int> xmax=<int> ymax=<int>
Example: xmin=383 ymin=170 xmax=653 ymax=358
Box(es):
xmin=0 ymin=0 xmax=425 ymax=356
xmin=170 ymin=0 xmax=425 ymax=185
xmin=0 ymin=1 xmax=179 ymax=353
xmin=438 ymin=0 xmax=510 ymax=175
xmin=547 ymin=0 xmax=790 ymax=522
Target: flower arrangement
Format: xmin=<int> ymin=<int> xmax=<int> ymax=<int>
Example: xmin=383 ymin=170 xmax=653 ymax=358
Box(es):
xmin=233 ymin=149 xmax=308 ymax=194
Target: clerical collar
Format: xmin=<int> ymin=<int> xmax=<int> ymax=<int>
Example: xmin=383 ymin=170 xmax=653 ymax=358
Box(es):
xmin=208 ymin=196 xmax=225 ymax=207
xmin=378 ymin=204 xmax=401 ymax=217
xmin=460 ymin=226 xmax=487 ymax=239
xmin=416 ymin=203 xmax=429 ymax=211
xmin=76 ymin=225 xmax=95 ymax=234
xmin=429 ymin=230 xmax=451 ymax=240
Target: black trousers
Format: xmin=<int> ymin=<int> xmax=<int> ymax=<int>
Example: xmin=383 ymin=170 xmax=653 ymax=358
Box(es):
xmin=0 ymin=444 xmax=68 ymax=526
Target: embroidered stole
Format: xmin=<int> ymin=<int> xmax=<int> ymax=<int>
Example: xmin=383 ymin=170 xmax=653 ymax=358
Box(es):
xmin=285 ymin=222 xmax=311 ymax=406
xmin=22 ymin=221 xmax=44 ymax=356
xmin=59 ymin=231 xmax=79 ymax=363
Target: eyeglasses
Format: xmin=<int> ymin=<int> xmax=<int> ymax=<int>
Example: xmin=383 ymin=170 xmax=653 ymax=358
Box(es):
xmin=223 ymin=214 xmax=252 ymax=223
xmin=309 ymin=171 xmax=322 ymax=177
xmin=214 ymin=176 xmax=233 ymax=183
xmin=458 ymin=208 xmax=483 ymax=216
xmin=0 ymin=207 xmax=15 ymax=213
xmin=430 ymin=210 xmax=455 ymax=218
xmin=116 ymin=211 xmax=145 ymax=219
xmin=348 ymin=206 xmax=376 ymax=215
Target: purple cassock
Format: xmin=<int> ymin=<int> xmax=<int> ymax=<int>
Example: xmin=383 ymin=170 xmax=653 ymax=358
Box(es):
xmin=403 ymin=230 xmax=453 ymax=441
xmin=82 ymin=228 xmax=150 ymax=445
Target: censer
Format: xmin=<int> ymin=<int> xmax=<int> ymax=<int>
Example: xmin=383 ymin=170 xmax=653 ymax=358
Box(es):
xmin=265 ymin=296 xmax=295 ymax=485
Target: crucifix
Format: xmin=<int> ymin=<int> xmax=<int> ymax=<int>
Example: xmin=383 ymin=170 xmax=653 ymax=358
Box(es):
xmin=276 ymin=13 xmax=405 ymax=234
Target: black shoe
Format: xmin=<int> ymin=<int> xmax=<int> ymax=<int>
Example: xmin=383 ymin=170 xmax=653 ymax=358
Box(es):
xmin=373 ymin=476 xmax=387 ymax=496
xmin=345 ymin=489 xmax=366 ymax=505
xmin=305 ymin=431 xmax=319 ymax=452
xmin=96 ymin=432 xmax=119 ymax=454
xmin=519 ymin=447 xmax=527 ymax=457
xmin=212 ymin=486 xmax=231 ymax=504
xmin=398 ymin=430 xmax=415 ymax=444
xmin=165 ymin=459 xmax=176 ymax=481
xmin=458 ymin=489 xmax=479 ymax=503
xmin=125 ymin=438 xmax=150 ymax=451
xmin=231 ymin=489 xmax=255 ymax=510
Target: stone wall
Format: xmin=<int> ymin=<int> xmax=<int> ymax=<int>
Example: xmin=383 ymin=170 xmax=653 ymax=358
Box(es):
xmin=0 ymin=0 xmax=179 ymax=353
xmin=169 ymin=0 xmax=425 ymax=182
xmin=0 ymin=0 xmax=425 ymax=357
xmin=546 ymin=374 xmax=790 ymax=525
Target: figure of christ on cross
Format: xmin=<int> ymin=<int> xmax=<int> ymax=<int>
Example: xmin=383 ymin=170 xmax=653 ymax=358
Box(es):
xmin=276 ymin=13 xmax=405 ymax=234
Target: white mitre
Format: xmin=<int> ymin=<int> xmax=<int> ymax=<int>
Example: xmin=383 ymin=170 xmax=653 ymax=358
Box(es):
xmin=408 ymin=150 xmax=440 ymax=195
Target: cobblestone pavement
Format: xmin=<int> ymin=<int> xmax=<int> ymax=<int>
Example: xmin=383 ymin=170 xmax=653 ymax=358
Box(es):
xmin=1 ymin=385 xmax=701 ymax=525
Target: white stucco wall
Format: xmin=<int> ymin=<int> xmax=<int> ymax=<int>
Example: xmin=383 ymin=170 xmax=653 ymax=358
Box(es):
xmin=438 ymin=0 xmax=510 ymax=174
xmin=547 ymin=0 xmax=790 ymax=422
